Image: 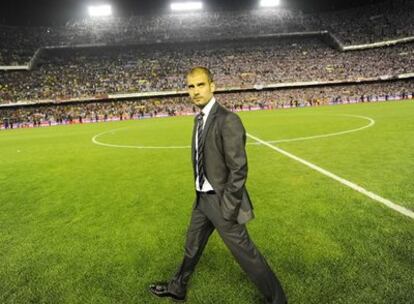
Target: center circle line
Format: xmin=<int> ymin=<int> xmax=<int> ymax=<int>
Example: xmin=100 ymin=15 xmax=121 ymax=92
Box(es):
xmin=91 ymin=114 xmax=375 ymax=149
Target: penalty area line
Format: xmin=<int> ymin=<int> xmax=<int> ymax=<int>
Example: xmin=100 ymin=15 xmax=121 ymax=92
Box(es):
xmin=246 ymin=133 xmax=414 ymax=220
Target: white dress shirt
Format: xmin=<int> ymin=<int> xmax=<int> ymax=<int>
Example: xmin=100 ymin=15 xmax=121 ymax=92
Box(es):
xmin=195 ymin=97 xmax=215 ymax=192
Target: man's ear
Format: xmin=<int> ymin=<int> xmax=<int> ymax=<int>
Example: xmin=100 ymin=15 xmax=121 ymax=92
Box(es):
xmin=210 ymin=81 xmax=216 ymax=93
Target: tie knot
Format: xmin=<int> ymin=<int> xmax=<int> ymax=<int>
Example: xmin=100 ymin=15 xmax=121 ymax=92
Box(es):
xmin=197 ymin=112 xmax=204 ymax=121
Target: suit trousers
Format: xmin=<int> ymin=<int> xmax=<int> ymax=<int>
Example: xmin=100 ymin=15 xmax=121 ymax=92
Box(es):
xmin=168 ymin=192 xmax=287 ymax=304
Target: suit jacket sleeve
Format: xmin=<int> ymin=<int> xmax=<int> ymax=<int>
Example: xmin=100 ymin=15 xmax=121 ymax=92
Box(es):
xmin=221 ymin=113 xmax=248 ymax=221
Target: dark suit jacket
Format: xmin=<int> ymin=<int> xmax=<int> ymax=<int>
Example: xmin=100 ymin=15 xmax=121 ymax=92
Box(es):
xmin=191 ymin=101 xmax=255 ymax=224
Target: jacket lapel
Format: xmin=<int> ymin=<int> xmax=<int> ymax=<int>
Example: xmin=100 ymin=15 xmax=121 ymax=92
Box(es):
xmin=201 ymin=101 xmax=219 ymax=145
xmin=191 ymin=115 xmax=197 ymax=168
xmin=191 ymin=101 xmax=219 ymax=176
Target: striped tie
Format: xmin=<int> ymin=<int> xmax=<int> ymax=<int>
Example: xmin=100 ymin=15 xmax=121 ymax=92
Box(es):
xmin=196 ymin=112 xmax=205 ymax=189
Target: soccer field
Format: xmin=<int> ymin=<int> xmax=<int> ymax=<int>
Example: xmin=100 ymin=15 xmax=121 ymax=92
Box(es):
xmin=1 ymin=100 xmax=413 ymax=304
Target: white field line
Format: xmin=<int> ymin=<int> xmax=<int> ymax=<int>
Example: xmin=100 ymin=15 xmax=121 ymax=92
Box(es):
xmin=92 ymin=114 xmax=373 ymax=149
xmin=248 ymin=114 xmax=375 ymax=145
xmin=92 ymin=128 xmax=190 ymax=149
xmin=246 ymin=133 xmax=414 ymax=220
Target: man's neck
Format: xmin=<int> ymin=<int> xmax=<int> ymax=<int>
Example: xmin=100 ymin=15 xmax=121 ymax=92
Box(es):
xmin=200 ymin=97 xmax=215 ymax=114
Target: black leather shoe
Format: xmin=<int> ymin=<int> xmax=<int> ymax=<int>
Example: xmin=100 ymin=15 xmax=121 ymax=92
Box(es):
xmin=149 ymin=282 xmax=186 ymax=302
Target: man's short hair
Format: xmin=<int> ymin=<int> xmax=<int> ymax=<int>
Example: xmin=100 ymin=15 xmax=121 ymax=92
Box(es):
xmin=187 ymin=66 xmax=214 ymax=83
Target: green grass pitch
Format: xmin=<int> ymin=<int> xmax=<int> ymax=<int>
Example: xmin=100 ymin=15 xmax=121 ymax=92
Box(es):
xmin=1 ymin=100 xmax=414 ymax=303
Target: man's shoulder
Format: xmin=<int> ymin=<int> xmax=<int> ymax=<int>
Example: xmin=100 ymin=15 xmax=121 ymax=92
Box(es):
xmin=215 ymin=102 xmax=238 ymax=119
xmin=215 ymin=102 xmax=244 ymax=127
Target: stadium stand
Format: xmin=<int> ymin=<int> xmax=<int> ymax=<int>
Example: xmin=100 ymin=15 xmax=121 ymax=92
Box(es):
xmin=1 ymin=37 xmax=414 ymax=104
xmin=0 ymin=0 xmax=413 ymax=128
xmin=1 ymin=0 xmax=414 ymax=65
xmin=318 ymin=0 xmax=414 ymax=45
xmin=1 ymin=79 xmax=413 ymax=128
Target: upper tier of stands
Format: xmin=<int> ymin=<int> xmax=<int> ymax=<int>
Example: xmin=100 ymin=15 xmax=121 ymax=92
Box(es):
xmin=1 ymin=0 xmax=413 ymax=65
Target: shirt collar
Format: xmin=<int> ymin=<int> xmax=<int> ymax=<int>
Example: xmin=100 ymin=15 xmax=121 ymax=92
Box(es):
xmin=201 ymin=97 xmax=216 ymax=118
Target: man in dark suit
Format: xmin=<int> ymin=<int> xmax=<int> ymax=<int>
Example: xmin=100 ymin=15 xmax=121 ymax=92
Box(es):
xmin=149 ymin=67 xmax=287 ymax=304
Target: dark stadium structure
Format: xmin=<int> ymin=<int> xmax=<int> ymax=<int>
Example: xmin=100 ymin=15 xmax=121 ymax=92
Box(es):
xmin=1 ymin=0 xmax=414 ymax=129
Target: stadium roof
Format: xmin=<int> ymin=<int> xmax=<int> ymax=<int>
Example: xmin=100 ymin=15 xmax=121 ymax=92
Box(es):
xmin=0 ymin=0 xmax=391 ymax=26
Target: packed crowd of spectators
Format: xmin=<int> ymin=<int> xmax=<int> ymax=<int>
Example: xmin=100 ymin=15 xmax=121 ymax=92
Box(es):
xmin=1 ymin=0 xmax=413 ymax=65
xmin=1 ymin=79 xmax=413 ymax=129
xmin=1 ymin=0 xmax=413 ymax=129
xmin=1 ymin=37 xmax=413 ymax=103
xmin=0 ymin=26 xmax=37 ymax=65
xmin=318 ymin=0 xmax=414 ymax=45
xmin=0 ymin=97 xmax=191 ymax=128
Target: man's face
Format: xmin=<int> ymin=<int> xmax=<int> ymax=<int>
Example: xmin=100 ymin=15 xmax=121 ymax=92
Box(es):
xmin=186 ymin=71 xmax=215 ymax=108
